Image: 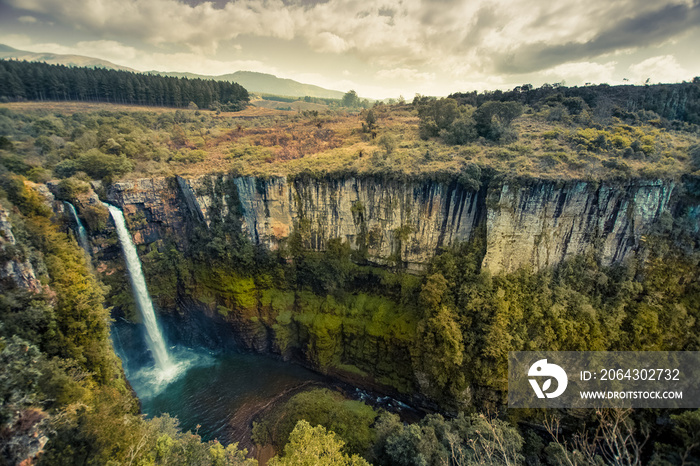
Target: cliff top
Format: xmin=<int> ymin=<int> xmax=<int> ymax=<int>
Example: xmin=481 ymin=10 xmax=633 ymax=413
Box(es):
xmin=1 ymin=93 xmax=699 ymax=185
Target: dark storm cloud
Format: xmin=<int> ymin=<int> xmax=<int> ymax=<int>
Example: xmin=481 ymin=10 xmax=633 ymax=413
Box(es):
xmin=2 ymin=0 xmax=699 ymax=96
xmin=496 ymin=0 xmax=700 ymax=74
xmin=179 ymin=0 xmax=331 ymax=6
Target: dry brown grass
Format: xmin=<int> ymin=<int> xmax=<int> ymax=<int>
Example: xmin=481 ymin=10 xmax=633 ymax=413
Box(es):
xmin=4 ymin=100 xmax=697 ymax=182
xmin=0 ymin=101 xmax=185 ymax=115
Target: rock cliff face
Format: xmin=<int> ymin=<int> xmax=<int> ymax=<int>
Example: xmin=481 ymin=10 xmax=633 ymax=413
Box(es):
xmin=106 ymin=178 xmax=188 ymax=246
xmin=0 ymin=204 xmax=43 ymax=292
xmin=105 ymin=175 xmax=690 ymax=274
xmin=482 ymin=180 xmax=676 ymax=273
xmin=177 ymin=176 xmax=482 ymax=271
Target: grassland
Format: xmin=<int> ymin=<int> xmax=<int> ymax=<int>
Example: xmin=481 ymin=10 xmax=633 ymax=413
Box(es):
xmin=1 ymin=99 xmax=698 ymax=184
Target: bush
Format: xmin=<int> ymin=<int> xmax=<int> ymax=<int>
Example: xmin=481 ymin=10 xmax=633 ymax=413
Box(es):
xmin=441 ymin=114 xmax=478 ymax=145
xmin=473 ymin=101 xmax=523 ymax=142
xmin=253 ymin=388 xmax=377 ymax=457
xmin=54 ymin=177 xmax=90 ymax=200
xmin=55 ymin=149 xmax=133 ymax=180
xmin=415 ymin=98 xmax=460 ymax=139
xmin=81 ymin=204 xmax=110 ymax=231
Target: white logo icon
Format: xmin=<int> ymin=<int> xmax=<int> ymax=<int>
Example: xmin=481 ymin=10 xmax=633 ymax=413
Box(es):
xmin=528 ymin=359 xmax=568 ymax=399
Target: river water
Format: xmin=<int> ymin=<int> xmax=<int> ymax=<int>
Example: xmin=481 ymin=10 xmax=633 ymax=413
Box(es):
xmin=111 ymin=314 xmax=324 ymax=444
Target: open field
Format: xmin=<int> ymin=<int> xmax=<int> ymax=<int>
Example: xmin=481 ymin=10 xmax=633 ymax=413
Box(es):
xmin=2 ymin=100 xmax=698 ymax=183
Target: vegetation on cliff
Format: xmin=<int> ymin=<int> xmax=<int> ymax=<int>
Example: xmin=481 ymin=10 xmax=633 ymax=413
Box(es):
xmin=0 ymin=176 xmax=256 ymax=465
xmin=100 ymin=167 xmax=699 ymax=464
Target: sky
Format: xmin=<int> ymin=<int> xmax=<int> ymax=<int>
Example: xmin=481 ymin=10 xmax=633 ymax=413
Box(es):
xmin=1 ymin=0 xmax=699 ymax=99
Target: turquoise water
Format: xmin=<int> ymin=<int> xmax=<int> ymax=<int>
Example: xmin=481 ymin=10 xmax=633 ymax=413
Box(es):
xmin=139 ymin=351 xmax=323 ymax=443
xmin=111 ymin=316 xmax=323 ymax=444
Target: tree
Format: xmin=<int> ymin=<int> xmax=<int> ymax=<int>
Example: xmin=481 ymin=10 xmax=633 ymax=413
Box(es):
xmin=342 ymin=90 xmax=361 ymax=108
xmin=650 ymin=410 xmax=700 ymax=465
xmin=268 ymin=420 xmax=370 ymax=466
xmin=363 ymin=109 xmax=377 ymax=134
xmin=544 ymin=409 xmax=648 ymax=466
xmin=415 ymin=98 xmax=460 ymax=139
xmin=416 ymin=306 xmax=465 ymax=395
xmin=473 ymin=101 xmax=523 ymax=142
xmin=375 ymin=413 xmax=524 ymax=466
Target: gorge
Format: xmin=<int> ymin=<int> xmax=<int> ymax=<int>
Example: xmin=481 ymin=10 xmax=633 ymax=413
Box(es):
xmin=87 ymin=173 xmax=698 ymax=407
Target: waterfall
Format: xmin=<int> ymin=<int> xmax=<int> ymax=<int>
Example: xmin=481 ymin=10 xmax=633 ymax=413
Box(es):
xmin=64 ymin=202 xmax=91 ymax=254
xmin=104 ymin=202 xmax=174 ymax=373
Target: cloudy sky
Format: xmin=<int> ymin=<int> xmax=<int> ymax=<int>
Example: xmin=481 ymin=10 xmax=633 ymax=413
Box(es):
xmin=1 ymin=0 xmax=699 ymax=99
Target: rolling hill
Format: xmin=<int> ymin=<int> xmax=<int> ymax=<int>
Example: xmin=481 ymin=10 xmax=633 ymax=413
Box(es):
xmin=0 ymin=43 xmax=138 ymax=72
xmin=0 ymin=44 xmax=346 ymax=99
xmin=148 ymin=70 xmax=345 ymax=99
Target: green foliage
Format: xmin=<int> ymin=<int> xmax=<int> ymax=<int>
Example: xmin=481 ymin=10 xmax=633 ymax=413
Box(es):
xmin=0 ymin=59 xmax=249 ymax=109
xmin=80 ymin=203 xmax=110 ymax=232
xmin=42 ymin=399 xmax=257 ymax=466
xmin=0 ymin=336 xmax=43 ymax=425
xmin=374 ymin=412 xmax=524 ymax=466
xmin=414 ymin=97 xmax=460 ymax=140
xmin=254 ymin=388 xmax=377 ymax=457
xmin=141 ymin=242 xmax=188 ymax=309
xmin=690 ymin=144 xmax=700 ymax=171
xmin=441 ymin=112 xmax=478 ymax=145
xmin=363 ymin=109 xmax=377 ymax=134
xmin=0 ymin=186 xmax=259 ymax=465
xmin=0 ymin=174 xmax=52 ymax=217
xmin=342 ymin=90 xmax=361 ymax=109
xmin=473 ymin=101 xmax=523 ymax=142
xmin=54 ymin=148 xmax=134 ymax=180
xmin=228 ymin=144 xmax=274 ymax=163
xmin=268 ymin=420 xmax=370 ymax=466
xmin=377 ymin=134 xmax=396 ymax=154
xmin=415 ymin=306 xmax=465 ymax=397
xmin=415 ymin=240 xmax=700 ymax=407
xmin=0 ymin=152 xmax=33 ymax=175
xmin=54 ymin=177 xmax=90 ymax=200
xmin=414 ymin=98 xmax=523 ymax=145
xmin=173 ymin=148 xmax=207 ymax=164
xmin=650 ymin=410 xmax=700 ymax=465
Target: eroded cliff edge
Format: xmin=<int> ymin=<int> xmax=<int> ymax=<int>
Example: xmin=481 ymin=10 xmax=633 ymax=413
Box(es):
xmin=103 ymin=175 xmax=694 ymax=274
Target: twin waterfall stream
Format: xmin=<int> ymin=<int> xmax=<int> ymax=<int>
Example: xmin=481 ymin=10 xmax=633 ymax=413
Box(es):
xmin=64 ymin=201 xmax=91 ymax=254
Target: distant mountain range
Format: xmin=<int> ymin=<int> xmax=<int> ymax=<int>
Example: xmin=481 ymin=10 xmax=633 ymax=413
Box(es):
xmin=149 ymin=71 xmax=345 ymax=99
xmin=0 ymin=44 xmax=346 ymax=99
xmin=0 ymin=44 xmax=138 ymax=72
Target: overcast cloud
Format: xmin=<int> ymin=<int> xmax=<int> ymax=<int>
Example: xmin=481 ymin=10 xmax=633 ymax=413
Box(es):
xmin=1 ymin=0 xmax=698 ymax=98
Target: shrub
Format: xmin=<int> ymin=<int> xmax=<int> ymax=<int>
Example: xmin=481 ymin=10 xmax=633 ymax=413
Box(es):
xmin=473 ymin=101 xmax=523 ymax=142
xmin=54 ymin=177 xmax=90 ymax=200
xmin=81 ymin=203 xmax=110 ymax=231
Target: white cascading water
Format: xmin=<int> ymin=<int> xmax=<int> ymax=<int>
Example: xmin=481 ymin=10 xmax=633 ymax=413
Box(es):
xmin=104 ymin=202 xmax=176 ymax=377
xmin=64 ymin=202 xmax=91 ymax=254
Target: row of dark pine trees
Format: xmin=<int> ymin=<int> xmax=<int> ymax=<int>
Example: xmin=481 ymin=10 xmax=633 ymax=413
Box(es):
xmin=0 ymin=59 xmax=249 ymax=110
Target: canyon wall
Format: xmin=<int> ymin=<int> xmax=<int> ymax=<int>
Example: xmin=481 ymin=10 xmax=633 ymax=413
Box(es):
xmin=104 ymin=175 xmax=688 ymax=273
xmin=0 ymin=204 xmax=43 ymax=292
xmin=84 ymin=174 xmax=698 ymax=402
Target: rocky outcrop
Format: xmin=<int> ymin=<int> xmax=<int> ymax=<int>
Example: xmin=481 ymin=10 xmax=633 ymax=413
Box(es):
xmin=106 ymin=178 xmax=188 ymax=246
xmin=103 ymin=175 xmax=693 ymax=274
xmin=0 ymin=205 xmax=42 ymax=293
